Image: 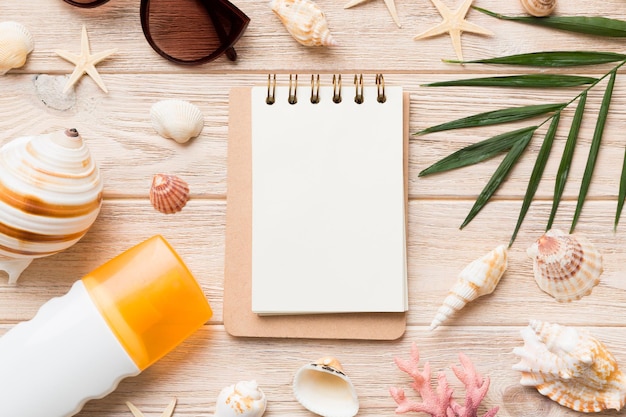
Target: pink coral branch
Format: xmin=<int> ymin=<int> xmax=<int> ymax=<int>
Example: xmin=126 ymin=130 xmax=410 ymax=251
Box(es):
xmin=390 ymin=344 xmax=498 ymax=417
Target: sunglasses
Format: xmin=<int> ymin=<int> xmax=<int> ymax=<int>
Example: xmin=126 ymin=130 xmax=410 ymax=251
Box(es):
xmin=63 ymin=0 xmax=250 ymax=64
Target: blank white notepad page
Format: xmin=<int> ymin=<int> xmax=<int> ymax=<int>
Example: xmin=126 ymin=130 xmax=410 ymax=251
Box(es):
xmin=251 ymin=83 xmax=406 ymax=314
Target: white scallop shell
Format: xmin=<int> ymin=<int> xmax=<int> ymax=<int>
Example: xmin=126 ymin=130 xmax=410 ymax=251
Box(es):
xmin=520 ymin=0 xmax=556 ymax=16
xmin=215 ymin=380 xmax=267 ymax=417
xmin=270 ymin=0 xmax=338 ymax=47
xmin=526 ymin=229 xmax=602 ymax=302
xmin=293 ymin=357 xmax=359 ymax=417
xmin=0 ymin=129 xmax=103 ymax=283
xmin=0 ymin=21 xmax=34 ymax=75
xmin=429 ymin=244 xmax=508 ymax=330
xmin=150 ymin=99 xmax=204 ymax=144
xmin=513 ymin=320 xmax=626 ymax=412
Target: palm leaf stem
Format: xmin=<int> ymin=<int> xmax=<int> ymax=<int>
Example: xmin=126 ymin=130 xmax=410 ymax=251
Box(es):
xmin=616 ymin=145 xmax=626 ymax=230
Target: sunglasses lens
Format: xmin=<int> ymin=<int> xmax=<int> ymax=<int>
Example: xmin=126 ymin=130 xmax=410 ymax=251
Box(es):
xmin=141 ymin=0 xmax=250 ymax=64
xmin=63 ymin=0 xmax=110 ymax=7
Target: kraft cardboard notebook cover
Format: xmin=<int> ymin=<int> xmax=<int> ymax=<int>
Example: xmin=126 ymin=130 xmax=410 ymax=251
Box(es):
xmin=224 ymin=83 xmax=409 ymax=340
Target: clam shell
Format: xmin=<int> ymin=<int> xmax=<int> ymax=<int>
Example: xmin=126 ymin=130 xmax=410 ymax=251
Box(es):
xmin=520 ymin=0 xmax=556 ymax=16
xmin=513 ymin=320 xmax=626 ymax=412
xmin=429 ymin=245 xmax=508 ymax=330
xmin=0 ymin=129 xmax=103 ymax=283
xmin=150 ymin=99 xmax=204 ymax=144
xmin=270 ymin=0 xmax=338 ymax=47
xmin=526 ymin=229 xmax=602 ymax=302
xmin=293 ymin=357 xmax=359 ymax=417
xmin=0 ymin=21 xmax=34 ymax=75
xmin=149 ymin=174 xmax=189 ymax=214
xmin=215 ymin=380 xmax=267 ymax=417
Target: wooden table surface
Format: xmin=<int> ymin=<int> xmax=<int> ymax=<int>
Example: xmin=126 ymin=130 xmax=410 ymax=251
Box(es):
xmin=2 ymin=0 xmax=626 ymax=416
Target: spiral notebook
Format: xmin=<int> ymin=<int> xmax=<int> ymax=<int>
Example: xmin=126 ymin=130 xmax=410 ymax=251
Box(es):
xmin=224 ymin=74 xmax=409 ymax=339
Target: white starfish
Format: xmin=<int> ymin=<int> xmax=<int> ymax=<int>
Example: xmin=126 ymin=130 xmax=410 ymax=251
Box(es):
xmin=344 ymin=0 xmax=401 ymax=28
xmin=414 ymin=0 xmax=493 ymax=61
xmin=126 ymin=398 xmax=177 ymax=417
xmin=54 ymin=24 xmax=117 ymax=94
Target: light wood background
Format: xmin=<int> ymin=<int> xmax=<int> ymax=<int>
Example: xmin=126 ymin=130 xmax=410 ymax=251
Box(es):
xmin=1 ymin=0 xmax=626 ymax=416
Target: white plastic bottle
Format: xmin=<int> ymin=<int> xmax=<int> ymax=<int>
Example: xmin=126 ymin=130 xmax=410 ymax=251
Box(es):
xmin=0 ymin=235 xmax=212 ymax=417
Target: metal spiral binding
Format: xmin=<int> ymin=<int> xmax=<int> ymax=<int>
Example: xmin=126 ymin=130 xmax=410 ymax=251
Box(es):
xmin=265 ymin=74 xmax=387 ymax=104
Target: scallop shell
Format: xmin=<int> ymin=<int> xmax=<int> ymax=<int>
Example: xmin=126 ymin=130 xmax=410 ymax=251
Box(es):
xmin=429 ymin=244 xmax=508 ymax=330
xmin=526 ymin=229 xmax=602 ymax=302
xmin=270 ymin=0 xmax=338 ymax=47
xmin=293 ymin=357 xmax=359 ymax=417
xmin=0 ymin=21 xmax=34 ymax=75
xmin=0 ymin=128 xmax=103 ymax=283
xmin=150 ymin=99 xmax=204 ymax=144
xmin=513 ymin=320 xmax=626 ymax=412
xmin=149 ymin=174 xmax=189 ymax=214
xmin=215 ymin=380 xmax=267 ymax=417
xmin=520 ymin=0 xmax=556 ymax=17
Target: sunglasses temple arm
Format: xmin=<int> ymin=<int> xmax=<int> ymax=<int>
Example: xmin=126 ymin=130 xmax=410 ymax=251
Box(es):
xmin=205 ymin=6 xmax=237 ymax=61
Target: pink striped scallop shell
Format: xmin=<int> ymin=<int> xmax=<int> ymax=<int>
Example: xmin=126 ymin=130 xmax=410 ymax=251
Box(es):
xmin=526 ymin=229 xmax=602 ymax=302
xmin=149 ymin=174 xmax=189 ymax=214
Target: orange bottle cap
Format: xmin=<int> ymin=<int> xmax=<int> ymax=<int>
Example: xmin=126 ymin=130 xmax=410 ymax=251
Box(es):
xmin=82 ymin=235 xmax=212 ymax=370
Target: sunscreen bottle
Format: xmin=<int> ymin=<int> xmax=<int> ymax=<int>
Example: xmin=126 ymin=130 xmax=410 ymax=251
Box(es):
xmin=0 ymin=235 xmax=212 ymax=417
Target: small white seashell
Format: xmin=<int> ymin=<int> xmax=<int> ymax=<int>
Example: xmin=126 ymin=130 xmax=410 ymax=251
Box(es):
xmin=150 ymin=99 xmax=204 ymax=144
xmin=270 ymin=0 xmax=338 ymax=47
xmin=0 ymin=21 xmax=34 ymax=75
xmin=215 ymin=380 xmax=267 ymax=417
xmin=526 ymin=229 xmax=602 ymax=302
xmin=513 ymin=320 xmax=626 ymax=412
xmin=429 ymin=245 xmax=508 ymax=330
xmin=293 ymin=357 xmax=359 ymax=417
xmin=520 ymin=0 xmax=556 ymax=16
xmin=0 ymin=128 xmax=103 ymax=283
xmin=149 ymin=174 xmax=190 ymax=214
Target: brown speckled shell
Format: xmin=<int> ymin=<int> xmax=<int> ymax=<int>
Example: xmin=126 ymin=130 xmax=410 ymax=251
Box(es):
xmin=149 ymin=174 xmax=189 ymax=214
xmin=526 ymin=229 xmax=602 ymax=302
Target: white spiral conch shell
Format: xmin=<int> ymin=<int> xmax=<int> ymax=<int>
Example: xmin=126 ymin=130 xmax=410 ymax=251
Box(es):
xmin=520 ymin=0 xmax=556 ymax=16
xmin=293 ymin=357 xmax=359 ymax=417
xmin=0 ymin=21 xmax=34 ymax=75
xmin=150 ymin=99 xmax=204 ymax=144
xmin=429 ymin=244 xmax=508 ymax=330
xmin=215 ymin=380 xmax=267 ymax=417
xmin=270 ymin=0 xmax=338 ymax=47
xmin=513 ymin=320 xmax=626 ymax=412
xmin=526 ymin=229 xmax=602 ymax=302
xmin=0 ymin=129 xmax=103 ymax=283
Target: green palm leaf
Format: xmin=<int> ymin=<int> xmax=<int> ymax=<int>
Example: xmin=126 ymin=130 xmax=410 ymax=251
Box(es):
xmin=510 ymin=114 xmax=560 ymax=245
xmin=571 ymin=70 xmax=617 ymax=232
xmin=616 ymin=146 xmax=626 ymax=230
xmin=546 ymin=92 xmax=587 ymax=230
xmin=423 ymin=74 xmax=598 ymax=88
xmin=416 ymin=103 xmax=564 ymax=135
xmin=444 ymin=51 xmax=626 ymax=67
xmin=460 ymin=128 xmax=536 ymax=229
xmin=474 ymin=7 xmax=626 ymax=37
xmin=419 ymin=126 xmax=538 ymax=176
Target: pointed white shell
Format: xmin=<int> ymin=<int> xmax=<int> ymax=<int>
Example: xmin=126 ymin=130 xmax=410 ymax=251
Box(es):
xmin=526 ymin=229 xmax=602 ymax=302
xmin=513 ymin=320 xmax=626 ymax=412
xmin=429 ymin=244 xmax=508 ymax=330
xmin=215 ymin=380 xmax=267 ymax=417
xmin=293 ymin=357 xmax=359 ymax=417
xmin=0 ymin=129 xmax=103 ymax=283
xmin=270 ymin=0 xmax=338 ymax=47
xmin=150 ymin=99 xmax=204 ymax=144
xmin=0 ymin=21 xmax=34 ymax=75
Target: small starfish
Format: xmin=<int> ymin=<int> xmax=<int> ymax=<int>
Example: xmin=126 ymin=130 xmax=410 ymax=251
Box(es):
xmin=414 ymin=0 xmax=493 ymax=61
xmin=126 ymin=398 xmax=177 ymax=417
xmin=54 ymin=24 xmax=117 ymax=94
xmin=344 ymin=0 xmax=401 ymax=28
